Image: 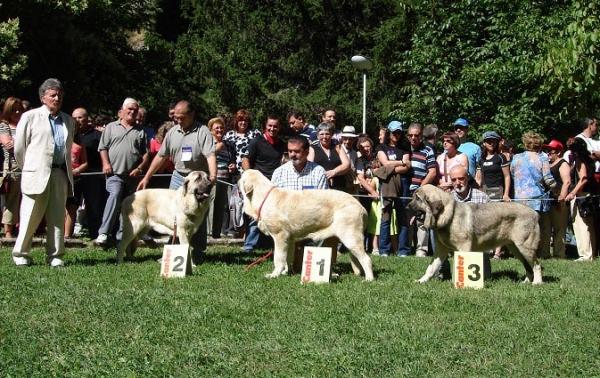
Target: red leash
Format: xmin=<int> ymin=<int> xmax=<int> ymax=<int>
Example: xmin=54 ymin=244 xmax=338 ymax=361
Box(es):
xmin=244 ymin=250 xmax=273 ymax=271
xmin=256 ymin=186 xmax=275 ymax=221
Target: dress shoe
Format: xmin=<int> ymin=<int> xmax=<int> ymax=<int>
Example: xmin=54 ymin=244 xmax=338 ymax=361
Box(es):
xmin=46 ymin=257 xmax=65 ymax=267
xmin=13 ymin=256 xmax=33 ymax=266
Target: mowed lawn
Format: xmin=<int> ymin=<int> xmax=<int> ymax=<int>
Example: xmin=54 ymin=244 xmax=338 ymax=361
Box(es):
xmin=0 ymin=244 xmax=599 ymax=377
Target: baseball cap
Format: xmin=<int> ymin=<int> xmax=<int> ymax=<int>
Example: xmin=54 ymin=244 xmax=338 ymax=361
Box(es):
xmin=542 ymin=139 xmax=564 ymax=153
xmin=482 ymin=131 xmax=501 ymax=141
xmin=454 ymin=118 xmax=469 ymax=128
xmin=388 ymin=121 xmax=403 ymax=132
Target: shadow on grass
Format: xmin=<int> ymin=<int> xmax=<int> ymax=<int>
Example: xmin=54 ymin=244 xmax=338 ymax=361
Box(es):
xmin=491 ymin=269 xmax=559 ymax=283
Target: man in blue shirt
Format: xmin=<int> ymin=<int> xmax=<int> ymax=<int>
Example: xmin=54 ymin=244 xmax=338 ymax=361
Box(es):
xmin=454 ymin=118 xmax=481 ymax=179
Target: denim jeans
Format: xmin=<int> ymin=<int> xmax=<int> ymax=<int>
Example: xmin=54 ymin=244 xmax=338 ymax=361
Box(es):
xmin=243 ymin=219 xmax=261 ymax=251
xmin=397 ymin=177 xmax=411 ymax=256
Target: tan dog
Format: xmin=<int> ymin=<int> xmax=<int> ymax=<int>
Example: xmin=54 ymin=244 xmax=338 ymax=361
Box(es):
xmin=407 ymin=184 xmax=542 ymax=284
xmin=239 ymin=169 xmax=374 ymax=281
xmin=116 ymin=171 xmax=212 ymax=263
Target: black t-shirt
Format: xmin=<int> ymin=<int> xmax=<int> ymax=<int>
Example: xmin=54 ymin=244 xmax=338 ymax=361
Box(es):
xmin=245 ymin=135 xmax=287 ymax=179
xmin=79 ymin=128 xmax=103 ymax=171
xmin=477 ymin=153 xmax=508 ymax=188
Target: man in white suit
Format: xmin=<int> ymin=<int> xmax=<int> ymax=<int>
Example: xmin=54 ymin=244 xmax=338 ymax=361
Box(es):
xmin=12 ymin=78 xmax=74 ymax=266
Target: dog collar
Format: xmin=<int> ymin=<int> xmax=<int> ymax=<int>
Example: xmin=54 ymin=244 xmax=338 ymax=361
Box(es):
xmin=256 ymin=186 xmax=275 ymax=221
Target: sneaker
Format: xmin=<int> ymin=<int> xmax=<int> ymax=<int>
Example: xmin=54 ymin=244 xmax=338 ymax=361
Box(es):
xmin=416 ymin=251 xmax=428 ymax=258
xmin=13 ymin=256 xmax=33 ymax=266
xmin=46 ymin=257 xmax=64 ymax=267
xmin=95 ymin=234 xmax=109 ymax=244
xmin=379 ymin=253 xmax=389 ymax=257
xmin=574 ymin=258 xmax=586 ymax=262
xmin=73 ymin=223 xmax=83 ymax=236
xmin=372 ymin=249 xmax=380 ymax=256
xmin=227 ymin=232 xmax=237 ymax=238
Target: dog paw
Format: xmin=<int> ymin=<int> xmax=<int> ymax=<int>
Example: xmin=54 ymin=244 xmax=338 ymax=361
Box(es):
xmin=265 ymin=272 xmax=280 ymax=279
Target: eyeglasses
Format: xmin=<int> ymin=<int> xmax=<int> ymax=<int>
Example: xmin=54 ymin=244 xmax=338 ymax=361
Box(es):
xmin=483 ymin=139 xmax=497 ymax=144
xmin=454 ymin=126 xmax=467 ymax=131
xmin=407 ymin=134 xmax=420 ymax=138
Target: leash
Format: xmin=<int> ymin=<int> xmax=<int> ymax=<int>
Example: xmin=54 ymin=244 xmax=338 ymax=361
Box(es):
xmin=171 ymin=218 xmax=177 ymax=244
xmin=256 ymin=186 xmax=275 ymax=221
xmin=244 ymin=250 xmax=273 ymax=271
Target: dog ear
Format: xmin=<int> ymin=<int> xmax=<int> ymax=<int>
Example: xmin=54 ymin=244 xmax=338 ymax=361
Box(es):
xmin=429 ymin=199 xmax=444 ymax=216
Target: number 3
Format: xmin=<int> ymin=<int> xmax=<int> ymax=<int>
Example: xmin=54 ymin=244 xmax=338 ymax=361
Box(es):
xmin=468 ymin=264 xmax=481 ymax=281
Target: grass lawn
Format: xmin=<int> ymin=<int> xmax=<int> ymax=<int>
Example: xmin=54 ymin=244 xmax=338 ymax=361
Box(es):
xmin=0 ymin=244 xmax=599 ymax=377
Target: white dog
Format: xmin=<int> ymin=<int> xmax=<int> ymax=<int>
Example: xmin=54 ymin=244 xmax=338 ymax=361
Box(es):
xmin=238 ymin=169 xmax=374 ymax=281
xmin=116 ymin=171 xmax=212 ymax=263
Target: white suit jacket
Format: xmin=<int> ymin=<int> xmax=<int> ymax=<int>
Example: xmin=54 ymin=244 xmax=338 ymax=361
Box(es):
xmin=15 ymin=105 xmax=74 ymax=195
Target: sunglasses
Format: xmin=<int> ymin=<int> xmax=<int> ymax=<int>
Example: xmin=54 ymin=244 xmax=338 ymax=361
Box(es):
xmin=407 ymin=134 xmax=420 ymax=138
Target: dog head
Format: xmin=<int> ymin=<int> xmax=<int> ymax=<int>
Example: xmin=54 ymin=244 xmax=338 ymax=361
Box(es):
xmin=182 ymin=171 xmax=212 ymax=203
xmin=407 ymin=185 xmax=454 ymax=229
xmin=238 ymin=169 xmax=273 ymax=218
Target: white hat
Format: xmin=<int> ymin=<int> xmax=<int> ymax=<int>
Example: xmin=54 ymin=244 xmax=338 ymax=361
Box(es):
xmin=341 ymin=125 xmax=358 ymax=138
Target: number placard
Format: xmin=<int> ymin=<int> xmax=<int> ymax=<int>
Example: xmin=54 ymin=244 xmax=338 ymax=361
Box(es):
xmin=300 ymin=247 xmax=332 ymax=284
xmin=453 ymin=251 xmax=485 ymax=289
xmin=160 ymin=244 xmax=192 ymax=278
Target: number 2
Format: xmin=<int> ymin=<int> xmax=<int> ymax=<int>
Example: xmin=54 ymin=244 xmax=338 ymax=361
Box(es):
xmin=172 ymin=256 xmax=185 ymax=272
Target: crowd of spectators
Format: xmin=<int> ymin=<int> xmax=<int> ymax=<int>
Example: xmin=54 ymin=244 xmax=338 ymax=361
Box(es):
xmin=2 ymin=81 xmax=599 ymax=266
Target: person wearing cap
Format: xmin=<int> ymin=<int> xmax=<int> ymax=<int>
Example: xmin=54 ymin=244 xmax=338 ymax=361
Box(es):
xmin=376 ymin=121 xmax=411 ymax=256
xmin=475 ymin=130 xmax=511 ymax=258
xmin=475 ymin=131 xmax=511 ymax=201
xmin=453 ymin=118 xmax=481 ymax=179
xmin=544 ymin=139 xmax=570 ymax=259
xmin=340 ymin=125 xmax=360 ymax=194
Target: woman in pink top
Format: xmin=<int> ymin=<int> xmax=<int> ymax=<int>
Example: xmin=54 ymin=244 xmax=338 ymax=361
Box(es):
xmin=437 ymin=132 xmax=469 ymax=192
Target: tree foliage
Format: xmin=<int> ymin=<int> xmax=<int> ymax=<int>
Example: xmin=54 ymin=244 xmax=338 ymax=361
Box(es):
xmin=0 ymin=0 xmax=598 ymax=142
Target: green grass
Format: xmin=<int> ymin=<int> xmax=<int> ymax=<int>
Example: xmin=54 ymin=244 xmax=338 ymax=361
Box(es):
xmin=1 ymin=245 xmax=599 ymax=377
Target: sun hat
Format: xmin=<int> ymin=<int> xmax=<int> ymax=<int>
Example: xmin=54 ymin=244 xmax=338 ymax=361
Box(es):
xmin=542 ymin=139 xmax=564 ymax=153
xmin=387 ymin=121 xmax=403 ymax=132
xmin=454 ymin=118 xmax=469 ymax=128
xmin=341 ymin=125 xmax=358 ymax=138
xmin=482 ymin=131 xmax=501 ymax=141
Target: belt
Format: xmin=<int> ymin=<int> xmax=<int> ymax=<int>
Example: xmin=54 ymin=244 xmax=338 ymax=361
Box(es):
xmin=52 ymin=164 xmax=66 ymax=169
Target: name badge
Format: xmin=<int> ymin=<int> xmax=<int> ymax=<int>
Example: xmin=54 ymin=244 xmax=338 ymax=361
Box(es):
xmin=181 ymin=146 xmax=192 ymax=162
xmin=302 ymin=185 xmax=315 ymax=190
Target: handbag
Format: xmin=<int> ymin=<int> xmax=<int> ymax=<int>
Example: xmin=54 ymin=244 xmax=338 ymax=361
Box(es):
xmin=482 ymin=185 xmax=503 ymax=199
xmin=575 ymin=196 xmax=594 ymax=218
xmin=0 ymin=174 xmax=9 ymax=194
xmin=0 ymin=158 xmax=12 ymax=194
xmin=479 ymin=159 xmax=503 ymax=199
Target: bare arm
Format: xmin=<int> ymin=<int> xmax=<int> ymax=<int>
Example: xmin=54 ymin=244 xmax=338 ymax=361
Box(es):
xmin=137 ymin=154 xmax=169 ymax=190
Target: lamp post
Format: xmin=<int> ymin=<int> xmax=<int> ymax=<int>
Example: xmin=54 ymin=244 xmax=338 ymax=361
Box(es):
xmin=350 ymin=55 xmax=374 ymax=135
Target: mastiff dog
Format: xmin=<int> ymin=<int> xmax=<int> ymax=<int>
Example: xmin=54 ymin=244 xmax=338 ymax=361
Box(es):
xmin=116 ymin=171 xmax=212 ymax=263
xmin=238 ymin=169 xmax=374 ymax=281
xmin=407 ymin=185 xmax=542 ymax=284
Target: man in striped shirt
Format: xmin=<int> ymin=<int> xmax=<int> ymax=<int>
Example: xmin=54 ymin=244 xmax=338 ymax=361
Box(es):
xmin=407 ymin=123 xmax=437 ymax=257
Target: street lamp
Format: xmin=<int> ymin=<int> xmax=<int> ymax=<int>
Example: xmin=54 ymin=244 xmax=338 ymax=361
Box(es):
xmin=350 ymin=55 xmax=374 ymax=135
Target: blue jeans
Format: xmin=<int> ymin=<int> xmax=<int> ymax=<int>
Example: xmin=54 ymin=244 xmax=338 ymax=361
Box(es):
xmin=243 ymin=219 xmax=261 ymax=251
xmin=397 ymin=177 xmax=411 ymax=256
xmin=170 ymin=171 xmax=207 ymax=261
